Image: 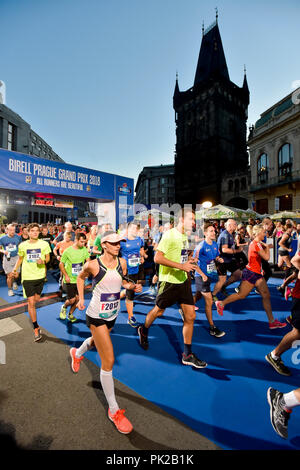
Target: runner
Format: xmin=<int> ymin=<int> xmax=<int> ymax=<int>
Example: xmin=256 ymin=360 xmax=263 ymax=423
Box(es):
xmin=0 ymin=224 xmax=22 ymax=296
xmin=137 ymin=208 xmax=208 ymax=369
xmin=92 ymin=223 xmax=113 ymax=257
xmin=12 ymin=223 xmax=51 ymax=341
xmin=59 ymin=232 xmax=90 ymax=323
xmin=278 ymin=223 xmax=294 ymax=269
xmin=74 ymin=231 xmax=142 ymax=434
xmin=53 ymin=221 xmax=75 ymax=246
xmin=212 ymin=219 xmax=243 ymax=300
xmin=193 ymin=222 xmax=226 ymax=338
xmin=119 ymin=221 xmax=146 ymax=327
xmin=265 ymin=252 xmax=300 ymax=376
xmin=215 ymin=224 xmax=287 ymax=329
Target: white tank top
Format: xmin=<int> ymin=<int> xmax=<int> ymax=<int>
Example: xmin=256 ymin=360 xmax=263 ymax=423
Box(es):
xmin=86 ymin=258 xmax=123 ymax=321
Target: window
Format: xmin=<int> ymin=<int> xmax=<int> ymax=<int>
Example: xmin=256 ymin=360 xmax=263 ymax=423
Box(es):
xmin=234 ymin=179 xmax=240 ymax=194
xmin=241 ymin=177 xmax=247 ymax=190
xmin=278 ymin=143 xmax=293 ymax=177
xmin=7 ymin=122 xmax=16 ymax=150
xmin=257 ymin=153 xmax=269 ymax=183
xmin=256 ymin=198 xmax=268 ymax=214
xmin=228 ymin=180 xmax=233 ymax=192
xmin=279 ymin=194 xmax=293 ymax=211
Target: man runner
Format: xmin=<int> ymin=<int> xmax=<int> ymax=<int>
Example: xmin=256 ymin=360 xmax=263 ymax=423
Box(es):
xmin=0 ymin=224 xmax=22 ymax=296
xmin=119 ymin=221 xmax=146 ymax=327
xmin=137 ymin=208 xmax=208 ymax=369
xmin=59 ymin=232 xmax=90 ymax=323
xmin=13 ymin=223 xmax=51 ymax=341
xmin=193 ymin=222 xmax=226 ymax=338
xmin=74 ymin=231 xmax=142 ymax=434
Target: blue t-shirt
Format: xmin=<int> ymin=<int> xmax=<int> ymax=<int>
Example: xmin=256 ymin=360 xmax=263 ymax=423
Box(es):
xmin=217 ymin=230 xmax=235 ymax=263
xmin=120 ymin=237 xmax=144 ymax=275
xmin=193 ymin=240 xmax=219 ymax=281
xmin=0 ymin=234 xmax=22 ymax=258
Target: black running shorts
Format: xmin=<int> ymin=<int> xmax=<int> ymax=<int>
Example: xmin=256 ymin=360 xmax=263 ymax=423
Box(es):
xmin=86 ymin=314 xmax=117 ymax=330
xmin=291 ymin=298 xmax=300 ymax=331
xmin=195 ymin=276 xmax=211 ymax=293
xmin=156 ymin=278 xmax=194 ymax=310
xmin=217 ymin=259 xmax=240 ymax=276
xmin=65 ymin=283 xmax=78 ymax=300
xmin=126 ymin=273 xmax=139 ymax=301
xmin=23 ymin=278 xmax=45 ymax=298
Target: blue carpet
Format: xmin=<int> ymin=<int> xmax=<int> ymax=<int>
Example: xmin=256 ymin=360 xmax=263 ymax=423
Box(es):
xmin=20 ymin=277 xmax=300 ymax=450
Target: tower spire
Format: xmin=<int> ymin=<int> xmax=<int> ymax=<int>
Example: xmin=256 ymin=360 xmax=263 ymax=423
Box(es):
xmin=215 ymin=7 xmax=218 ymax=23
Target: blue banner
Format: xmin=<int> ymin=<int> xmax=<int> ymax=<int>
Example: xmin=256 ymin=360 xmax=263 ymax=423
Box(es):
xmin=0 ymin=148 xmax=116 ymax=200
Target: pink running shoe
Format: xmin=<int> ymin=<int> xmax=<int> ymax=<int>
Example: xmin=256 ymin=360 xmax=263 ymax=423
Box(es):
xmin=269 ymin=319 xmax=287 ymax=329
xmin=70 ymin=347 xmax=84 ymax=373
xmin=215 ymin=301 xmax=224 ymax=316
xmin=284 ymin=287 xmax=292 ymax=301
xmin=108 ymin=409 xmax=133 ymax=434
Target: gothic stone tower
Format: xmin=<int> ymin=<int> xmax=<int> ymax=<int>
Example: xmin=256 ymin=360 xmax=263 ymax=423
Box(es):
xmin=173 ymin=19 xmax=249 ymax=207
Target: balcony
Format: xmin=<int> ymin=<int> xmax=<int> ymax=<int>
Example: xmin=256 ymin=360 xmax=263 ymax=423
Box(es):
xmin=250 ymin=169 xmax=300 ymax=192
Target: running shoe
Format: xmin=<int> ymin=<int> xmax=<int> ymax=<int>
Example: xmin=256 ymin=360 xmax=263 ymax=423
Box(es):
xmin=108 ymin=408 xmax=133 ymax=434
xmin=137 ymin=325 xmax=149 ymax=350
xmin=178 ymin=308 xmax=185 ymax=321
xmin=12 ymin=282 xmax=18 ymax=291
xmin=209 ymin=325 xmax=226 ymax=338
xmin=182 ymin=352 xmax=207 ymax=369
xmin=284 ymin=287 xmax=292 ymax=301
xmin=68 ymin=313 xmax=77 ymax=323
xmin=267 ymin=387 xmax=291 ymax=439
xmin=127 ymin=316 xmax=138 ymax=328
xmin=8 ymin=289 xmax=14 ymax=297
xmin=34 ymin=328 xmax=42 ymax=342
xmin=59 ymin=305 xmax=67 ymax=320
xmin=276 ymin=286 xmax=285 ymax=296
xmin=235 ymin=287 xmax=240 ymax=294
xmin=269 ymin=319 xmax=287 ymax=329
xmin=70 ymin=347 xmax=84 ymax=373
xmin=265 ymin=352 xmax=291 ymax=376
xmin=215 ymin=301 xmax=224 ymax=316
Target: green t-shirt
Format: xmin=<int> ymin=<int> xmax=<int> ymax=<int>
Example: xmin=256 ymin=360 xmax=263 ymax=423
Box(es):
xmin=18 ymin=239 xmax=51 ymax=281
xmin=61 ymin=245 xmax=90 ymax=284
xmin=93 ymin=235 xmax=102 ymax=256
xmin=156 ymin=228 xmax=188 ymax=284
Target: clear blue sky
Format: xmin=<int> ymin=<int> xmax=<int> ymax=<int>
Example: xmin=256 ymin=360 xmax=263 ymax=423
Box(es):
xmin=1 ymin=0 xmax=300 ymax=186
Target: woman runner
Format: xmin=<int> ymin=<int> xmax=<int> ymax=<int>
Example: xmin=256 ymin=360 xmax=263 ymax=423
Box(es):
xmin=215 ymin=224 xmax=287 ymax=329
xmin=75 ymin=231 xmax=142 ymax=434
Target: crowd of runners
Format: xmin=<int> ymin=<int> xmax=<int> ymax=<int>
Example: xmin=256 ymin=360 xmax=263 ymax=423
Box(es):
xmin=0 ymin=212 xmax=300 ymax=440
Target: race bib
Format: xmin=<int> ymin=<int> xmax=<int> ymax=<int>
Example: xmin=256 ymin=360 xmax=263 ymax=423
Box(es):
xmin=181 ymin=249 xmax=188 ymax=264
xmin=72 ymin=263 xmax=83 ymax=276
xmin=207 ymin=260 xmax=217 ymax=274
xmin=7 ymin=244 xmax=17 ymax=253
xmin=99 ymin=292 xmax=120 ymax=319
xmin=128 ymin=253 xmax=140 ymax=267
xmin=26 ymin=248 xmax=41 ymax=263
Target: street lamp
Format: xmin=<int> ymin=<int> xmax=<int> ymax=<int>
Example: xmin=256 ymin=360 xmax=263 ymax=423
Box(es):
xmin=202 ymin=201 xmax=213 ymax=209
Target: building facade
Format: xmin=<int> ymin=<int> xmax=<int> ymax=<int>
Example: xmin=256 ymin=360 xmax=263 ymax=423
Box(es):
xmin=134 ymin=164 xmax=175 ymax=206
xmin=248 ymin=92 xmax=300 ymax=214
xmin=0 ymin=103 xmax=86 ymax=223
xmin=173 ymin=19 xmax=250 ymax=208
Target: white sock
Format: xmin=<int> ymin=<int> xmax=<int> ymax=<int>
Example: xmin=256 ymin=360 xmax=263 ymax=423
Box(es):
xmin=75 ymin=337 xmax=93 ymax=358
xmin=100 ymin=369 xmax=119 ymax=415
xmin=283 ymin=391 xmax=300 ymax=410
xmin=271 ymin=350 xmax=279 ymax=360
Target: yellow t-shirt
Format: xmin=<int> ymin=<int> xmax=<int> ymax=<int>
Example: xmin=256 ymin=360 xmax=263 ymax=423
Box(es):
xmin=156 ymin=228 xmax=188 ymax=284
xmin=18 ymin=239 xmax=51 ymax=281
